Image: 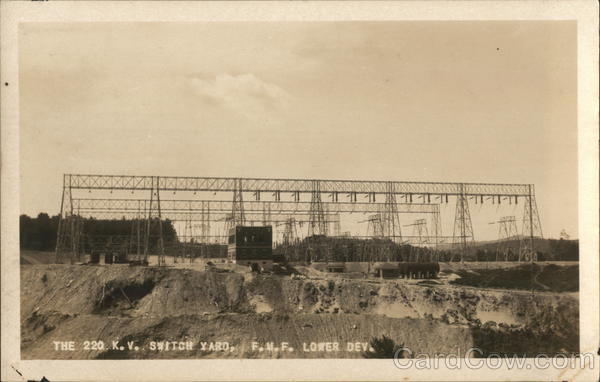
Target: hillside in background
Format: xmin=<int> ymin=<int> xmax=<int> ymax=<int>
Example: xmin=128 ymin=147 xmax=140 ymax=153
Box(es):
xmin=466 ymin=237 xmax=578 ymax=261
xmin=21 ymin=213 xmax=578 ymax=262
xmin=274 ymin=235 xmax=578 ymax=263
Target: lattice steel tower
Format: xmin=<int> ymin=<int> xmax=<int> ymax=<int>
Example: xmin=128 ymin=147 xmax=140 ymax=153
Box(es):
xmin=519 ymin=184 xmax=543 ymax=261
xmin=490 ymin=216 xmax=519 ymax=261
xmin=381 ymin=182 xmax=402 ymax=242
xmin=308 ymin=180 xmax=327 ymax=236
xmin=452 ymin=184 xmax=474 ymax=262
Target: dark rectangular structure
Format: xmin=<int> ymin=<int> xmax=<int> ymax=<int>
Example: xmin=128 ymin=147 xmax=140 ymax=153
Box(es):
xmin=227 ymin=226 xmax=273 ymax=269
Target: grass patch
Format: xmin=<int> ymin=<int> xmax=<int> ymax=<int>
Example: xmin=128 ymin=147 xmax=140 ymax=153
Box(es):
xmin=536 ymin=264 xmax=579 ymax=292
xmin=450 ymin=264 xmax=578 ymax=292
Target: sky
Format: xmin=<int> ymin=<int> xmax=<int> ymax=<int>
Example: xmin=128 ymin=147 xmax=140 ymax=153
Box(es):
xmin=18 ymin=21 xmax=578 ymax=240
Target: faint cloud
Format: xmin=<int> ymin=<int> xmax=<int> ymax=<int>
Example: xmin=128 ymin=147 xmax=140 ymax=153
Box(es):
xmin=189 ymin=73 xmax=292 ymax=119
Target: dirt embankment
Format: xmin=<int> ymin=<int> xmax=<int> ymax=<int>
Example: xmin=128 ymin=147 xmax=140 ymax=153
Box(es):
xmin=21 ymin=265 xmax=578 ymax=359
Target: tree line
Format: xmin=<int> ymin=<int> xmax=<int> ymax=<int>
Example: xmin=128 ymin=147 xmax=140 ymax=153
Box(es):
xmin=274 ymin=235 xmax=579 ymax=263
xmin=21 ymin=213 xmax=578 ymax=262
xmin=20 ymin=213 xmax=59 ymax=251
xmin=19 ymin=213 xmax=178 ymax=251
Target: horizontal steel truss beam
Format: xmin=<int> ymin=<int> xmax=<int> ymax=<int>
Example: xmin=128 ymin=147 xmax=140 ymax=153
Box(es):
xmin=72 ymin=211 xmax=342 ymax=223
xmin=64 ymin=174 xmax=532 ymax=196
xmin=71 ymin=198 xmax=440 ymax=215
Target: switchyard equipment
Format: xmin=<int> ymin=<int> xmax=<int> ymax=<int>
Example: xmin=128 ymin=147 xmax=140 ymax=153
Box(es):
xmin=54 ymin=174 xmax=543 ymax=265
xmin=489 ymin=216 xmax=521 ymax=261
xmin=372 ymin=262 xmax=440 ymax=279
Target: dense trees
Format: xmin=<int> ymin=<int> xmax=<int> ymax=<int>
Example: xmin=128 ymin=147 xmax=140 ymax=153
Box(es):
xmin=19 ymin=213 xmax=59 ymax=251
xmin=546 ymin=238 xmax=579 ymax=261
xmin=19 ymin=213 xmax=177 ymax=251
xmin=274 ymin=236 xmax=579 ymax=263
xmin=274 ymin=236 xmax=441 ymax=263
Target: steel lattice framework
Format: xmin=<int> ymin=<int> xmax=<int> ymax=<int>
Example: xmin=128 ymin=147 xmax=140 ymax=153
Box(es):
xmin=65 ymin=174 xmax=531 ymax=196
xmin=490 ymin=216 xmax=520 ymax=261
xmin=55 ymin=174 xmax=542 ymax=265
xmin=71 ymin=198 xmax=440 ymax=214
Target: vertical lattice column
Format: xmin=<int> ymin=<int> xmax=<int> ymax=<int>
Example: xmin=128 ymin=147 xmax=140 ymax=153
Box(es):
xmin=308 ymin=180 xmax=327 ymax=236
xmin=233 ymin=178 xmax=246 ymax=224
xmin=452 ymin=183 xmax=474 ymax=262
xmin=519 ymin=185 xmax=543 ymax=262
xmin=227 ymin=178 xmax=246 ymax=233
xmin=430 ymin=205 xmax=442 ymax=249
xmin=143 ymin=176 xmax=166 ymax=266
xmin=200 ymin=201 xmax=211 ymax=244
xmin=382 ymin=182 xmax=402 ymax=242
xmin=54 ymin=175 xmax=75 ymax=264
xmin=73 ymin=214 xmax=83 ymax=263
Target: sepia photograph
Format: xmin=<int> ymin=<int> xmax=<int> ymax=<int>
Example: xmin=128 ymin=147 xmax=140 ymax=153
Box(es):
xmin=1 ymin=1 xmax=598 ymax=381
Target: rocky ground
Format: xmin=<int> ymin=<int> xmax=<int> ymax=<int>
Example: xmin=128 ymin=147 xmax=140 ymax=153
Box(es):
xmin=20 ymin=263 xmax=579 ymax=359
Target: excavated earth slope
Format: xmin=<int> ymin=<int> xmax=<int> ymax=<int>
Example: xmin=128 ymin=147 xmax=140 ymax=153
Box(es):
xmin=21 ymin=265 xmax=578 ymax=359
